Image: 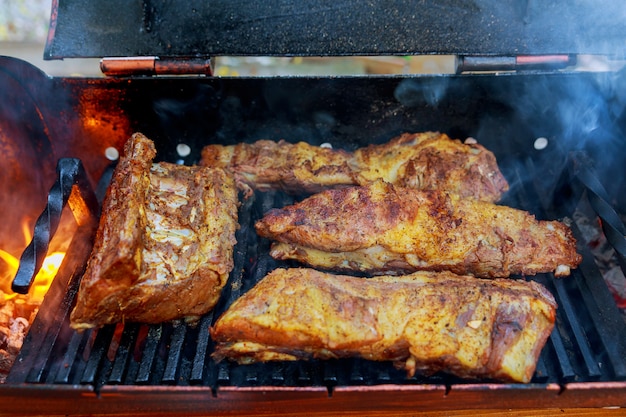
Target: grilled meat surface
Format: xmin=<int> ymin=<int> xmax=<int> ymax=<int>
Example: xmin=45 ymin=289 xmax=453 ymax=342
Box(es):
xmin=70 ymin=133 xmax=239 ymax=330
xmin=211 ymin=268 xmax=557 ymax=383
xmin=201 ymin=139 xmax=355 ymax=195
xmin=256 ymin=180 xmax=581 ymax=278
xmin=200 ymin=132 xmax=509 ymax=202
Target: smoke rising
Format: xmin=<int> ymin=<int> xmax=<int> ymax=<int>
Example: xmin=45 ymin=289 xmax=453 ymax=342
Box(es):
xmin=512 ymin=68 xmax=626 ymax=208
xmin=394 ymin=77 xmax=451 ymax=108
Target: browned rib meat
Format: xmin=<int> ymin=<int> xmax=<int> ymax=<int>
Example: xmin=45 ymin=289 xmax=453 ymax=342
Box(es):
xmin=70 ymin=133 xmax=239 ymax=330
xmin=201 ymin=139 xmax=356 ymax=195
xmin=256 ymin=180 xmax=581 ymax=278
xmin=200 ymin=132 xmax=508 ymax=202
xmin=354 ymin=132 xmax=509 ymax=202
xmin=211 ymin=268 xmax=557 ymax=383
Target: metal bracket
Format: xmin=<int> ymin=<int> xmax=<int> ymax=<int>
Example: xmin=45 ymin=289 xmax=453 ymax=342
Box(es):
xmin=456 ymin=55 xmax=576 ymax=74
xmin=11 ymin=158 xmax=99 ymax=294
xmin=100 ymin=56 xmax=214 ymax=77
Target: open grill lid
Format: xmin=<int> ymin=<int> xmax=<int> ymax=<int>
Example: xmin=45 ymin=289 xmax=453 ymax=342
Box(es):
xmin=45 ymin=0 xmax=626 ymax=60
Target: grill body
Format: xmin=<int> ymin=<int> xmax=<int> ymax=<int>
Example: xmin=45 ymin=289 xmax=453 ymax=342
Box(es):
xmin=1 ymin=56 xmax=626 ymax=414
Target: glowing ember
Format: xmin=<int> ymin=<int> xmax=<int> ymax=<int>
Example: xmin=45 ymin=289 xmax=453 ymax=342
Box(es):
xmin=0 ymin=221 xmax=68 ymax=382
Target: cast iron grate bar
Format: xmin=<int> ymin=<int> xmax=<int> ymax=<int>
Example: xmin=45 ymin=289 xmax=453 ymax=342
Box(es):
xmin=323 ymin=362 xmax=338 ymax=387
xmin=271 ymin=363 xmax=286 ymax=383
xmin=539 ymin=274 xmax=596 ymax=382
xmin=54 ymin=330 xmax=86 ymax=384
xmin=216 ymin=361 xmax=230 ymax=386
xmin=376 ymin=368 xmax=392 ymax=384
xmin=123 ymin=324 xmax=144 ymax=383
xmin=108 ymin=323 xmax=140 ymax=384
xmin=24 ymin=312 xmax=69 ymax=383
xmin=244 ymin=368 xmax=257 ymax=385
xmin=552 ymin=274 xmax=602 ymax=379
xmin=570 ymin=234 xmax=626 ymax=377
xmin=190 ymin=313 xmax=214 ymax=384
xmin=547 ymin=330 xmax=575 ymax=382
xmin=80 ymin=325 xmax=115 ymax=385
xmin=162 ymin=322 xmax=187 ymax=384
xmin=350 ymin=360 xmax=365 ymax=383
xmin=573 ymin=257 xmax=626 ymax=379
xmin=135 ymin=324 xmax=162 ymax=384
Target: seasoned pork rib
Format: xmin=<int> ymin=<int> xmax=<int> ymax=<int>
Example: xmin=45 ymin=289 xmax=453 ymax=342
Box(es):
xmin=70 ymin=133 xmax=239 ymax=330
xmin=200 ymin=132 xmax=508 ymax=202
xmin=211 ymin=268 xmax=557 ymax=383
xmin=201 ymin=139 xmax=356 ymax=195
xmin=256 ymin=180 xmax=581 ymax=278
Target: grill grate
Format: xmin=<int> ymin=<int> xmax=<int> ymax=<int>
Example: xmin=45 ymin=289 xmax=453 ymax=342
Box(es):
xmin=7 ymin=156 xmax=626 ymax=395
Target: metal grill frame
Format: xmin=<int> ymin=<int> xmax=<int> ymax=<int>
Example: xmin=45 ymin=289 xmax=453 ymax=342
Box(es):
xmin=2 ymin=57 xmax=626 ymax=414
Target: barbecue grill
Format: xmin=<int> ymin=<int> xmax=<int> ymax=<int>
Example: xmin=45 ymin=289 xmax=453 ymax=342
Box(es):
xmin=1 ymin=0 xmax=626 ymax=414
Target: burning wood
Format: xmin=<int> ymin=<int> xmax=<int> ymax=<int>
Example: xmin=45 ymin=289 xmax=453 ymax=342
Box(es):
xmin=0 ymin=223 xmax=68 ymax=382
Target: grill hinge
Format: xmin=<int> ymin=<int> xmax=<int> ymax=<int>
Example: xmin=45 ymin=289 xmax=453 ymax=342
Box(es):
xmin=455 ymin=55 xmax=576 ymax=74
xmin=100 ymin=56 xmax=214 ymax=77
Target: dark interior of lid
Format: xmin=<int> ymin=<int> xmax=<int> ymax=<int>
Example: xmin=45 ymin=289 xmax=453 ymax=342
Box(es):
xmin=45 ymin=0 xmax=626 ymax=60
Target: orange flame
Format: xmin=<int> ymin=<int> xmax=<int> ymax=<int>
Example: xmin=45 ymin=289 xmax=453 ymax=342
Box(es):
xmin=0 ymin=249 xmax=65 ymax=303
xmin=0 ymin=219 xmax=67 ymax=303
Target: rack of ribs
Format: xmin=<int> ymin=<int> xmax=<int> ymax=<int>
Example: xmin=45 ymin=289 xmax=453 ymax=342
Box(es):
xmin=211 ymin=267 xmax=557 ymax=383
xmin=200 ymin=132 xmax=509 ymax=202
xmin=256 ymin=180 xmax=581 ymax=278
xmin=70 ymin=133 xmax=239 ymax=330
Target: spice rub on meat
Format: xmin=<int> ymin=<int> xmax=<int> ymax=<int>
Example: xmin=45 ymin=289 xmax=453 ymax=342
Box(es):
xmin=200 ymin=131 xmax=509 ymax=202
xmin=256 ymin=180 xmax=581 ymax=278
xmin=211 ymin=268 xmax=557 ymax=383
xmin=70 ymin=133 xmax=239 ymax=330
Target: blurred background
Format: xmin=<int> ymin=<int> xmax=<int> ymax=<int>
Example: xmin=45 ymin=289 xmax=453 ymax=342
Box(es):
xmin=0 ymin=0 xmax=106 ymax=76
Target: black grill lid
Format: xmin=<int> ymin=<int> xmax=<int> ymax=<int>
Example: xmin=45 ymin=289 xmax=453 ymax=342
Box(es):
xmin=45 ymin=0 xmax=626 ymax=60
